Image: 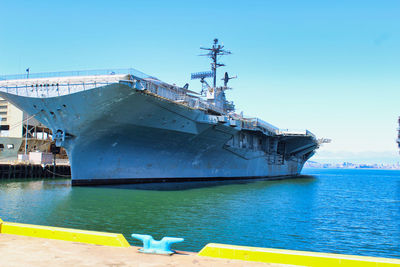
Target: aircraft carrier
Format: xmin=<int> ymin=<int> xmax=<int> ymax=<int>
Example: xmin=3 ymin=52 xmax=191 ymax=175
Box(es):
xmin=0 ymin=39 xmax=323 ymax=185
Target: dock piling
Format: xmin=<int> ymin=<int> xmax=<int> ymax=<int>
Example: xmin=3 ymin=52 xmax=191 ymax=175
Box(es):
xmin=0 ymin=163 xmax=70 ymax=180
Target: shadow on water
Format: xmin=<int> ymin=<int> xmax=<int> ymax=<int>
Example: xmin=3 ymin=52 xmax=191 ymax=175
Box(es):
xmin=94 ymin=175 xmax=316 ymax=191
xmin=0 ymin=175 xmax=316 ymax=192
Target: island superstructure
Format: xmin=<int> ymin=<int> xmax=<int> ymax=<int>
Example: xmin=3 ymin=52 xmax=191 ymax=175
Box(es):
xmin=0 ymin=40 xmax=323 ymax=185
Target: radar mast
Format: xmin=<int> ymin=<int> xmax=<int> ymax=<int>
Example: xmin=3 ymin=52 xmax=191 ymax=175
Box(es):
xmin=191 ymin=39 xmax=236 ymax=113
xmin=199 ymin=38 xmax=231 ymax=88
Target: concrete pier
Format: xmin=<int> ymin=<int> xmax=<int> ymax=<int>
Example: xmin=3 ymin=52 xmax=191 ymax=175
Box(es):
xmin=0 ymin=218 xmax=399 ymax=266
xmin=0 ymin=234 xmax=282 ymax=267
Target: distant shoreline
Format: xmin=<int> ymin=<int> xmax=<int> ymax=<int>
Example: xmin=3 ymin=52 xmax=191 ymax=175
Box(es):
xmin=304 ymin=166 xmax=400 ymax=171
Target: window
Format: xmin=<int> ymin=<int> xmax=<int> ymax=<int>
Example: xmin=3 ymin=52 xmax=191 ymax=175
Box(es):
xmin=0 ymin=125 xmax=9 ymax=130
xmin=0 ymin=111 xmax=7 ymax=115
xmin=1 ymin=118 xmax=6 ymax=121
xmin=0 ymin=105 xmax=7 ymax=109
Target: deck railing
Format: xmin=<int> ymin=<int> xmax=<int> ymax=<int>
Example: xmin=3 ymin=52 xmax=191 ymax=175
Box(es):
xmin=0 ymin=81 xmax=114 ymax=98
xmin=0 ymin=68 xmax=151 ymax=81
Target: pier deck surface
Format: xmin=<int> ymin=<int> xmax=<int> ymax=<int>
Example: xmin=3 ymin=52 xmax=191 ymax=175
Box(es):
xmin=0 ymin=234 xmax=289 ymax=267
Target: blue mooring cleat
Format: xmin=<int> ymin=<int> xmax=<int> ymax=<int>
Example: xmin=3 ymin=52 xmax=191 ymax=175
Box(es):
xmin=131 ymin=234 xmax=184 ymax=255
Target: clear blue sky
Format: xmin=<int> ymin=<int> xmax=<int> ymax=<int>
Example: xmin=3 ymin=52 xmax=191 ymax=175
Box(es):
xmin=1 ymin=0 xmax=399 ymax=162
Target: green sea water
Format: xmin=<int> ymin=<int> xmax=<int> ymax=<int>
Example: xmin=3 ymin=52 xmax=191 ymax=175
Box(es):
xmin=0 ymin=168 xmax=399 ymax=258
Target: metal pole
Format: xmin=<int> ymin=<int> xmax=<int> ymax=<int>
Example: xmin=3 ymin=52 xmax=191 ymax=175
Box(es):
xmin=212 ymin=46 xmax=217 ymax=89
xmin=24 ymin=117 xmax=29 ymax=156
xmin=53 ymin=153 xmax=56 ymax=179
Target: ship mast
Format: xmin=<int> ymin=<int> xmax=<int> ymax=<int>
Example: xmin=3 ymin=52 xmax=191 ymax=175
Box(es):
xmin=200 ymin=38 xmax=231 ymax=88
xmin=191 ymin=39 xmax=236 ymax=114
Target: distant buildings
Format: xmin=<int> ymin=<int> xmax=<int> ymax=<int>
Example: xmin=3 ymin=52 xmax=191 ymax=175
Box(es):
xmin=0 ymin=97 xmax=53 ymax=162
xmin=0 ymin=97 xmax=23 ymax=138
xmin=305 ymin=161 xmax=400 ymax=170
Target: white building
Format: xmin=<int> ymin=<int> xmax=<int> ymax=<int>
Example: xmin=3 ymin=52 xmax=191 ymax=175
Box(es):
xmin=0 ymin=97 xmax=52 ymax=161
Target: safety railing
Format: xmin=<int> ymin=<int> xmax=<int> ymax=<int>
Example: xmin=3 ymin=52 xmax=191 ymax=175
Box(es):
xmin=240 ymin=117 xmax=279 ymax=134
xmin=0 ymin=68 xmax=150 ymax=81
xmin=135 ymin=77 xmax=225 ymax=114
xmin=0 ymin=81 xmax=113 ymax=98
xmin=278 ymin=128 xmax=316 ymax=138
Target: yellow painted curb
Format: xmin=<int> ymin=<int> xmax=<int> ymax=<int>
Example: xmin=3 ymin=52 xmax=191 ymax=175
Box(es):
xmin=0 ymin=218 xmax=130 ymax=247
xmin=198 ymin=243 xmax=400 ymax=266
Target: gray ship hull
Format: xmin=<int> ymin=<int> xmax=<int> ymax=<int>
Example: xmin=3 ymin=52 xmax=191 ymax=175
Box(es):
xmin=0 ymin=72 xmax=318 ymax=185
xmin=70 ymin=124 xmax=304 ymax=185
